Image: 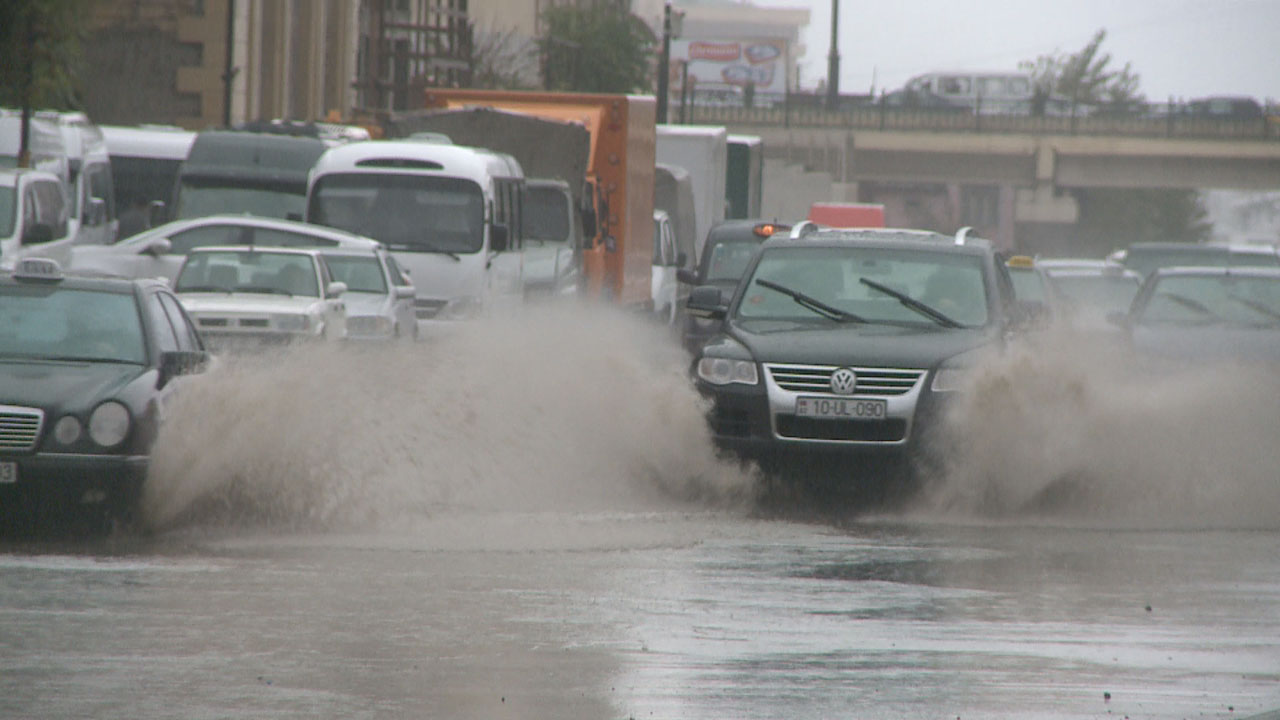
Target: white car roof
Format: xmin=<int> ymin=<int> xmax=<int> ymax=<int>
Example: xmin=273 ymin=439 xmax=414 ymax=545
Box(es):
xmin=125 ymin=215 xmax=382 ymax=249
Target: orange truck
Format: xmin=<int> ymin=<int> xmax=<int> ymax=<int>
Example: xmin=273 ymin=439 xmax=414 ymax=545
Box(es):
xmin=422 ymin=89 xmax=656 ymax=307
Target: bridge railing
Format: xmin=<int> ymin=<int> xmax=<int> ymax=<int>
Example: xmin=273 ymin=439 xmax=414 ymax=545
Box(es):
xmin=686 ymin=103 xmax=1280 ymax=142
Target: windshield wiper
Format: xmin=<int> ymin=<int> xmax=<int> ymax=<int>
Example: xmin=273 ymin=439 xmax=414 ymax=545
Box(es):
xmin=755 ymin=278 xmax=865 ymax=323
xmin=1227 ymin=294 xmax=1280 ymax=323
xmin=859 ymin=277 xmax=963 ymax=329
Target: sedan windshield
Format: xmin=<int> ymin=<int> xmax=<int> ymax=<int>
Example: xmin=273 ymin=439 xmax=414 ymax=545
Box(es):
xmin=309 ymin=174 xmax=485 ymax=254
xmin=737 ymin=246 xmax=989 ymax=327
xmin=0 ymin=286 xmax=146 ymax=364
xmin=175 ymin=250 xmax=319 ymax=297
xmin=323 ymin=254 xmax=387 ymax=294
xmin=1138 ymin=274 xmax=1280 ymax=326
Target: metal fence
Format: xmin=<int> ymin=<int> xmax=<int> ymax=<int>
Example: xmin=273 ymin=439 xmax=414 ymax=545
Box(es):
xmin=685 ymin=102 xmax=1280 ymax=142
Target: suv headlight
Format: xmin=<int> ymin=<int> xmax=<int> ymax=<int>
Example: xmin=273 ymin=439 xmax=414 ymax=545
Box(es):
xmin=88 ymin=401 xmax=131 ymax=448
xmin=695 ymin=338 xmax=758 ymax=386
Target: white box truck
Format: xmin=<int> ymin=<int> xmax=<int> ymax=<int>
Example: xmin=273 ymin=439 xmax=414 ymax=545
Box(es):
xmin=655 ymin=125 xmax=727 ymax=263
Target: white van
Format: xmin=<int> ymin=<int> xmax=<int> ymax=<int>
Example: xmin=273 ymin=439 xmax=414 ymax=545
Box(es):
xmin=36 ymin=111 xmax=117 ymax=245
xmin=305 ymin=140 xmax=525 ymax=331
xmin=0 ymin=168 xmax=74 ymax=267
xmin=100 ymin=124 xmax=196 ymax=239
xmin=901 ymin=71 xmax=1034 ymax=115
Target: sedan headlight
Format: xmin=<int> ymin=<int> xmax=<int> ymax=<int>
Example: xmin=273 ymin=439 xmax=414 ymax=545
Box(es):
xmin=88 ymin=401 xmax=131 ymax=448
xmin=274 ymin=313 xmax=312 ymax=332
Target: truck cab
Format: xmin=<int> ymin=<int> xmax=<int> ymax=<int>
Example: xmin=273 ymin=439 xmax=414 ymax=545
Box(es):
xmin=522 ymin=178 xmax=582 ymax=298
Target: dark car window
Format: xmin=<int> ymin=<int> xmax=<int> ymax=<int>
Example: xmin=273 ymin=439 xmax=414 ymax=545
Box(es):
xmin=167 ymin=224 xmax=248 ymax=254
xmin=143 ymin=292 xmax=179 ymax=354
xmin=704 ymin=241 xmax=761 ymax=283
xmin=0 ymin=285 xmax=146 ymax=363
xmin=157 ymin=292 xmax=202 ymax=351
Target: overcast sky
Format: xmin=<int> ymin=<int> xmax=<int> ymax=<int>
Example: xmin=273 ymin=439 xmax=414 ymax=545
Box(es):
xmin=758 ymin=0 xmax=1280 ymax=102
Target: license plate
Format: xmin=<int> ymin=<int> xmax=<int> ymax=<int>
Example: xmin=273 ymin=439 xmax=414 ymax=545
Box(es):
xmin=795 ymin=396 xmax=887 ymax=420
xmin=0 ymin=461 xmax=16 ymax=484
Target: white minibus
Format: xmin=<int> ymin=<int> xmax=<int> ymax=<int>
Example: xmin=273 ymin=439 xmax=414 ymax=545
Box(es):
xmin=305 ymin=140 xmax=525 ymax=331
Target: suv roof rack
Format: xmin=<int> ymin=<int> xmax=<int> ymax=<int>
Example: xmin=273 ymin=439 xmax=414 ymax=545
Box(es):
xmin=788 ymin=221 xmax=821 ymax=240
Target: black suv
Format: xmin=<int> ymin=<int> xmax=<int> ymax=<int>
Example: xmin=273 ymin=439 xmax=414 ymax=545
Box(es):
xmin=679 ymin=219 xmax=789 ymax=354
xmin=687 ymin=224 xmax=1020 ymax=474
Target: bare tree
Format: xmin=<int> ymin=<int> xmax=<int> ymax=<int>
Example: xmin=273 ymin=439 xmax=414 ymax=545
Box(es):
xmin=469 ymin=22 xmax=539 ymax=90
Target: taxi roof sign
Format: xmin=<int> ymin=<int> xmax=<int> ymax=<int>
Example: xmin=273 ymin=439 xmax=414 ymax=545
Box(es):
xmin=1006 ymin=255 xmax=1035 ymax=268
xmin=13 ymin=257 xmax=65 ymax=281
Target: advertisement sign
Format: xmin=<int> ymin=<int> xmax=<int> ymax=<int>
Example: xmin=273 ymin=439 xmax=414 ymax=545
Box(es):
xmin=670 ymin=38 xmax=788 ymax=97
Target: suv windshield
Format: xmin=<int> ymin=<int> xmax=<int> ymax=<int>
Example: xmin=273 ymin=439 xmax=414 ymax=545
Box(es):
xmin=309 ymin=174 xmax=485 ymax=254
xmin=705 ymin=240 xmax=761 ymax=283
xmin=0 ymin=286 xmax=146 ymax=363
xmin=323 ymin=254 xmax=387 ymax=294
xmin=738 ymin=246 xmax=989 ymax=327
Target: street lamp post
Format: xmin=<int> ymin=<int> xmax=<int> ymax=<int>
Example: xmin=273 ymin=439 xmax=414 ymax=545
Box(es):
xmin=826 ymin=0 xmax=840 ymax=110
xmin=657 ymin=2 xmax=672 ymax=123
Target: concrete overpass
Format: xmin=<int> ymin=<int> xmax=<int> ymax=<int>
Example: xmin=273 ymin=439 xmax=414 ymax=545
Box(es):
xmin=693 ymin=106 xmax=1280 ymax=251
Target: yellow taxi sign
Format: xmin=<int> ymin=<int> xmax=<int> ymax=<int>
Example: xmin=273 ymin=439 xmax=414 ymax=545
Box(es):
xmin=13 ymin=257 xmax=64 ymax=281
xmin=1006 ymin=255 xmax=1035 ymax=269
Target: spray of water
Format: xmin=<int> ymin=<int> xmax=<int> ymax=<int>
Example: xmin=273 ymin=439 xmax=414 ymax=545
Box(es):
xmin=143 ymin=303 xmax=757 ymax=532
xmin=913 ymin=326 xmax=1280 ymax=529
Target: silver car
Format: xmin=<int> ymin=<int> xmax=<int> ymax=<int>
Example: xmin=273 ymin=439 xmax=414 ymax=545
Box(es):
xmin=320 ymin=246 xmax=418 ymax=341
xmin=70 ymin=214 xmax=381 ymax=284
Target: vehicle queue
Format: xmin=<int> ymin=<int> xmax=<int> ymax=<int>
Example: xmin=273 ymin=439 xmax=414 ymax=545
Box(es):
xmin=3 ymin=105 xmax=1280 ymax=535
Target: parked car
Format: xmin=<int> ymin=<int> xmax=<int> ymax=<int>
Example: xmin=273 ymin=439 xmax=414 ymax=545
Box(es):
xmin=70 ymin=214 xmax=381 ymax=285
xmin=0 ymin=168 xmax=75 ymax=267
xmin=0 ymin=257 xmax=210 ymax=531
xmin=173 ymin=246 xmax=347 ymax=348
xmin=320 ymin=246 xmax=417 ymax=341
xmin=1004 ymin=255 xmax=1059 ymax=323
xmin=678 ymin=219 xmax=789 ymax=354
xmin=1111 ymin=266 xmax=1280 ymax=365
xmin=685 ymin=224 xmax=1020 ymax=480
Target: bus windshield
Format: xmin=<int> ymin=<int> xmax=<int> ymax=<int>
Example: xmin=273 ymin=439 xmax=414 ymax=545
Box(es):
xmin=309 ymin=173 xmax=485 ymax=255
xmin=177 ymin=179 xmax=308 ymax=220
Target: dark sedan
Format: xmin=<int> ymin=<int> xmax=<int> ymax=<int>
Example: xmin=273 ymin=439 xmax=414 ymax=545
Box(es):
xmin=0 ymin=258 xmax=210 ymax=533
xmin=679 ymin=220 xmax=789 ymax=354
xmin=686 ymin=225 xmax=1020 ymax=486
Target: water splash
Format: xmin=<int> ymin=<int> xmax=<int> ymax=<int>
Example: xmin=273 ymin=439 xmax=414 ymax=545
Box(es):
xmin=143 ymin=303 xmax=757 ymax=532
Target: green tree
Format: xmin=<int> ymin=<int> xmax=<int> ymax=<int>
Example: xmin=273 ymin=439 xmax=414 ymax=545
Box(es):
xmin=0 ymin=0 xmax=87 ymax=110
xmin=1020 ymin=29 xmax=1144 ymax=113
xmin=537 ymin=3 xmax=654 ymax=93
xmin=1021 ymin=30 xmax=1210 ymax=251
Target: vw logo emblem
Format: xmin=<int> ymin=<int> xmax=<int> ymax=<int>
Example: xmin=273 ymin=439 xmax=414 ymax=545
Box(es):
xmin=830 ymin=368 xmax=858 ymax=395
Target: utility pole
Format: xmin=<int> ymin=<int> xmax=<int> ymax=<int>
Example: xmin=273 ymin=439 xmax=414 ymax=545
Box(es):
xmin=221 ymin=0 xmax=238 ymax=127
xmin=656 ymin=2 xmax=672 ymax=123
xmin=825 ymin=0 xmax=840 ymax=110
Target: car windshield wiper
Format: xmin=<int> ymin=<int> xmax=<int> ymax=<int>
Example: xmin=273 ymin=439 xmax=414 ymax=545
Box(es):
xmin=859 ymin=277 xmax=963 ymax=329
xmin=1227 ymin=293 xmax=1280 ymax=323
xmin=35 ymin=355 xmax=143 ymax=365
xmin=755 ymin=278 xmax=866 ymax=323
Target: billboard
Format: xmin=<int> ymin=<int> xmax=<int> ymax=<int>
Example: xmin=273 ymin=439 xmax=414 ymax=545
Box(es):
xmin=670 ymin=38 xmax=788 ymax=98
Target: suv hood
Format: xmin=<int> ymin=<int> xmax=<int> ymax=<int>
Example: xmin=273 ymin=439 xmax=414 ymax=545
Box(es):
xmin=731 ymin=321 xmax=998 ymax=368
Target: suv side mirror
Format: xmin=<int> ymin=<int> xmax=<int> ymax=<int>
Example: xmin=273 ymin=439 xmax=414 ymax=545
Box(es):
xmin=490 ymin=223 xmax=510 ymax=253
xmin=326 ymin=281 xmax=347 ymax=298
xmin=22 ymin=223 xmax=54 ymax=245
xmin=581 ymin=205 xmax=597 ymax=239
xmin=144 ymin=237 xmax=172 ymax=257
xmin=686 ymin=285 xmax=728 ymax=319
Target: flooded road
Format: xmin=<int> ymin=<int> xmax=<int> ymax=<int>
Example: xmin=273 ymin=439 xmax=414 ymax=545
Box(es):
xmin=3 ymin=307 xmax=1279 ymax=718
xmin=2 ymin=514 xmax=1278 ymax=719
